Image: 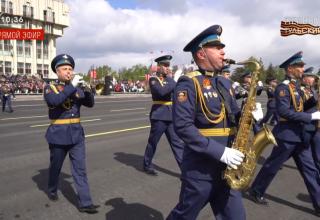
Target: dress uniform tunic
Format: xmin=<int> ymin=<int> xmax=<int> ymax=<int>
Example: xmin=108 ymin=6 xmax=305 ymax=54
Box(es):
xmin=167 ymin=70 xmax=245 ymax=220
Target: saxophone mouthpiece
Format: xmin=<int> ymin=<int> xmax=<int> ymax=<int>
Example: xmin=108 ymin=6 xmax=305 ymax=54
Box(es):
xmin=224 ymin=59 xmax=236 ymax=65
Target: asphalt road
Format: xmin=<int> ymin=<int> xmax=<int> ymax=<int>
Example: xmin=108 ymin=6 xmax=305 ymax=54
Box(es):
xmin=0 ymin=93 xmax=318 ymax=220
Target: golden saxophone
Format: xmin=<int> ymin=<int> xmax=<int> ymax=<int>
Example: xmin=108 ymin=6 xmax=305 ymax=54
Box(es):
xmin=223 ymin=59 xmax=277 ymax=190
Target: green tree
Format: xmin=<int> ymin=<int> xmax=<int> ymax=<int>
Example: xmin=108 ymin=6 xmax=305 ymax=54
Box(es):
xmin=264 ymin=64 xmax=276 ymax=83
xmin=118 ymin=64 xmax=149 ymax=81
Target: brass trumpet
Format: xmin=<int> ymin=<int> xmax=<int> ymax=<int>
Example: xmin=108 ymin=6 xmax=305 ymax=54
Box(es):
xmin=72 ymin=74 xmax=92 ymax=92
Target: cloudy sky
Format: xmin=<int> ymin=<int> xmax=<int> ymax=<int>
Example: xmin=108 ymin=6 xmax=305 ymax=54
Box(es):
xmin=57 ymin=0 xmax=320 ymax=73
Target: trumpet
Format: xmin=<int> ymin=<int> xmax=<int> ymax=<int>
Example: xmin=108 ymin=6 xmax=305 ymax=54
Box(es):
xmin=72 ymin=74 xmax=92 ymax=92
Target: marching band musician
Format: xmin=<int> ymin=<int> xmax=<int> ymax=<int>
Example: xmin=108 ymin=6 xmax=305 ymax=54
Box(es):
xmin=167 ymin=25 xmax=248 ymax=220
xmin=259 ymin=77 xmax=279 ymax=126
xmin=1 ymin=82 xmax=14 ymax=113
xmin=300 ymin=67 xmax=320 ymax=172
xmin=233 ymin=70 xmax=264 ymax=102
xmin=234 ymin=71 xmax=264 ymax=133
xmin=143 ymin=55 xmax=185 ymax=175
xmin=221 ymin=65 xmax=232 ymax=80
xmin=248 ymin=52 xmax=320 ymax=217
xmin=44 ymin=54 xmax=99 ymax=214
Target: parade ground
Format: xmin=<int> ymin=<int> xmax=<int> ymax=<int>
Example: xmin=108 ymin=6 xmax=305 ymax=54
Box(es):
xmin=0 ymin=94 xmax=318 ymax=220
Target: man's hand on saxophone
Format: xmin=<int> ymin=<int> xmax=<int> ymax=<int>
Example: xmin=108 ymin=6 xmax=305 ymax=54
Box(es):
xmin=252 ymin=102 xmax=264 ymax=121
xmin=220 ymin=147 xmax=245 ymax=170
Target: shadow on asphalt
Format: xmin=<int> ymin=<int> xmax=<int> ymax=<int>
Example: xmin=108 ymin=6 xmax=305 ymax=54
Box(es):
xmin=113 ymin=152 xmax=180 ymax=178
xmin=296 ymin=193 xmax=312 ymax=203
xmin=243 ymin=191 xmax=315 ymax=216
xmin=32 ymin=169 xmax=78 ymax=208
xmin=105 ymin=197 xmax=164 ymax=220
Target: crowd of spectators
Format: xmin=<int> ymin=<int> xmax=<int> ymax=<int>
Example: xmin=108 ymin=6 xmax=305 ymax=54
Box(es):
xmin=0 ymin=74 xmax=45 ymax=94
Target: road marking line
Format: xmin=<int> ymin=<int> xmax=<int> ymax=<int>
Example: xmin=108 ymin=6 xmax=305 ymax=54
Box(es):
xmin=85 ymin=125 xmax=150 ymax=138
xmin=30 ymin=118 xmax=102 ymax=128
xmin=110 ymin=108 xmax=145 ymax=112
xmin=14 ymin=104 xmax=45 ymax=107
xmin=96 ymin=99 xmax=149 ymax=104
xmin=1 ymin=115 xmax=47 ymax=120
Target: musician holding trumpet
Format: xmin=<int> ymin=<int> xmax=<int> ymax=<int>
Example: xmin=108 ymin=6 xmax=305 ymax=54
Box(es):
xmin=43 ymin=54 xmax=99 ymax=214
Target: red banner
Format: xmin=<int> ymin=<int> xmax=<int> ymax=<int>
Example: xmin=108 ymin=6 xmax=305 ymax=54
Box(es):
xmin=145 ymin=73 xmax=150 ymax=81
xmin=0 ymin=29 xmax=44 ymax=40
xmin=90 ymin=70 xmax=97 ymax=79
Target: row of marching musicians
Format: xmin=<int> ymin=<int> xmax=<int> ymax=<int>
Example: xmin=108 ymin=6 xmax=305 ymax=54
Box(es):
xmin=43 ymin=25 xmax=320 ymax=219
xmin=143 ymin=24 xmax=320 ymax=220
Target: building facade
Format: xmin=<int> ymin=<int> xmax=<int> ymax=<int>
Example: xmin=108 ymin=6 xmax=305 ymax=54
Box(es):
xmin=0 ymin=0 xmax=69 ymax=79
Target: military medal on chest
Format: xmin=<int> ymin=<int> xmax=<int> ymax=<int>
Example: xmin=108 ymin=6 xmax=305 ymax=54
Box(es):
xmin=203 ymin=78 xmax=212 ymax=90
xmin=203 ymin=78 xmax=212 ymax=100
xmin=203 ymin=78 xmax=218 ymax=98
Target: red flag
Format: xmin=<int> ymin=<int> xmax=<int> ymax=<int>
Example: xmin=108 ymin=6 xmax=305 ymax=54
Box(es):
xmin=145 ymin=73 xmax=151 ymax=81
xmin=90 ymin=70 xmax=97 ymax=79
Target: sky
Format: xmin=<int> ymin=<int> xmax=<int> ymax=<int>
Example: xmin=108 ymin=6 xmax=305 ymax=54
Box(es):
xmin=57 ymin=0 xmax=320 ymax=73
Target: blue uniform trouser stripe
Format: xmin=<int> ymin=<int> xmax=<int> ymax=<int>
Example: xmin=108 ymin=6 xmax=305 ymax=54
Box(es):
xmin=143 ymin=119 xmax=184 ymax=169
xmin=48 ymin=141 xmax=93 ymax=207
xmin=166 ymin=178 xmax=245 ymax=220
xmin=251 ymin=139 xmax=320 ymax=209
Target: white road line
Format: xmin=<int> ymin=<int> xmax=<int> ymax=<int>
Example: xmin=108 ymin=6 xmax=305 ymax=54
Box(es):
xmin=14 ymin=104 xmax=45 ymax=107
xmin=95 ymin=99 xmax=149 ymax=104
xmin=30 ymin=118 xmax=102 ymax=128
xmin=110 ymin=108 xmax=146 ymax=112
xmin=1 ymin=115 xmax=47 ymax=120
xmin=85 ymin=125 xmax=150 ymax=138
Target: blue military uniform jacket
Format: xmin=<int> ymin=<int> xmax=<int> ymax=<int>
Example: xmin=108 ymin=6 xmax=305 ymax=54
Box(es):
xmin=301 ymin=86 xmax=318 ymax=132
xmin=266 ymin=86 xmax=276 ymax=109
xmin=272 ymin=78 xmax=315 ymax=142
xmin=173 ymin=70 xmax=240 ymax=180
xmin=149 ymin=76 xmax=176 ymax=121
xmin=44 ymin=82 xmax=94 ymax=145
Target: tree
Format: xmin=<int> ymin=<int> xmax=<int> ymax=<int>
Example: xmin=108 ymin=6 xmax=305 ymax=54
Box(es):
xmin=118 ymin=64 xmax=149 ymax=81
xmin=264 ymin=64 xmax=276 ymax=83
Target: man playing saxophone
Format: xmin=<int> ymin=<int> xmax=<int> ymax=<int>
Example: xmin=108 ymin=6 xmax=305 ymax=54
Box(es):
xmin=248 ymin=52 xmax=320 ymax=217
xmin=167 ymin=25 xmax=247 ymax=220
xmin=300 ymin=67 xmax=320 ymax=173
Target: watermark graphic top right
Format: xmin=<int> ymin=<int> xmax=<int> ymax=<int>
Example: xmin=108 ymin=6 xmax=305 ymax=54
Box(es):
xmin=281 ymin=17 xmax=320 ymax=36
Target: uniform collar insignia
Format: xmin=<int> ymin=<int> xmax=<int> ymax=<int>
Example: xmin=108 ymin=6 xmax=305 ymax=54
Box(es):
xmin=199 ymin=68 xmax=216 ymax=77
xmin=205 ymin=71 xmax=215 ymax=77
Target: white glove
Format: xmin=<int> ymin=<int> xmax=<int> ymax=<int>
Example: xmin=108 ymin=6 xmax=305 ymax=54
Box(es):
xmin=252 ymin=102 xmax=263 ymax=121
xmin=258 ymin=81 xmax=263 ymax=87
xmin=311 ymin=111 xmax=320 ymax=120
xmin=71 ymin=75 xmax=83 ymax=87
xmin=220 ymin=148 xmax=244 ymax=169
xmin=174 ymin=69 xmax=183 ymax=82
xmin=232 ymin=82 xmax=240 ymax=89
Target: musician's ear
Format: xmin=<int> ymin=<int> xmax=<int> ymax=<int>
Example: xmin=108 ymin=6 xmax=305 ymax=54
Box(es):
xmin=192 ymin=48 xmax=206 ymax=62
